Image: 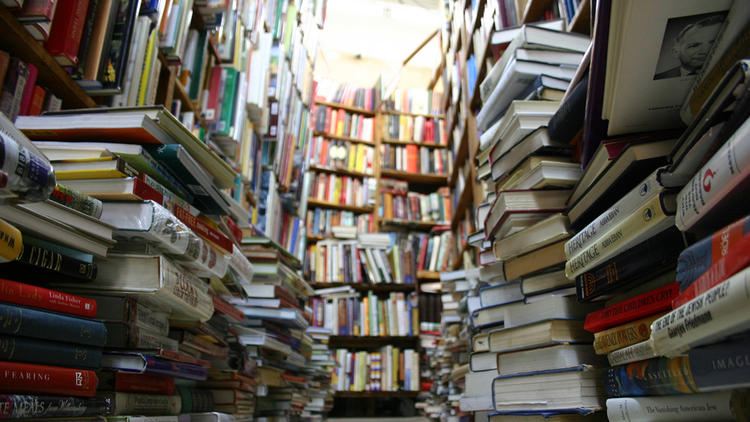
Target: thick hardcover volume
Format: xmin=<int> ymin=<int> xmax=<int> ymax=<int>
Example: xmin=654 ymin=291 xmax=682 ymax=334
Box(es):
xmin=50 ymin=184 xmax=104 ymax=218
xmin=584 ymin=283 xmax=678 ymax=333
xmin=593 ymin=313 xmax=663 ymax=355
xmin=0 ymin=218 xmax=23 ymax=263
xmin=675 ymin=214 xmax=750 ymax=289
xmin=605 ymin=337 xmax=750 ymax=397
xmin=44 ymin=0 xmax=90 ymax=66
xmin=0 ymin=361 xmax=98 ymax=397
xmin=565 ymin=192 xmax=676 ymax=279
xmin=0 ymin=394 xmax=111 ymax=418
xmin=576 ymin=228 xmax=683 ymax=302
xmin=0 ymin=278 xmax=96 ymax=318
xmin=11 ymin=240 xmax=97 ymax=281
xmin=676 ymin=117 xmax=750 ymax=232
xmin=651 ymin=266 xmax=750 ymax=357
xmin=0 ymin=334 xmax=102 ymax=369
xmin=100 ymin=391 xmax=181 ymax=416
xmin=606 ymin=391 xmax=750 ymax=422
xmin=0 ymin=302 xmax=106 ymax=346
xmin=172 ymin=204 xmax=233 ymax=254
xmin=673 ymin=235 xmax=750 ymax=308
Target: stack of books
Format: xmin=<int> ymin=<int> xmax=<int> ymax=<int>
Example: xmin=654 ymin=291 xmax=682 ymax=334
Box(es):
xmin=302 ymin=327 xmax=336 ymax=419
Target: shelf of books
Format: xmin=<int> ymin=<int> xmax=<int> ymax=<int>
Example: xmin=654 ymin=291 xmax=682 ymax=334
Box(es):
xmin=0 ymin=1 xmax=335 ymax=421
xmin=428 ymin=1 xmax=750 ymax=422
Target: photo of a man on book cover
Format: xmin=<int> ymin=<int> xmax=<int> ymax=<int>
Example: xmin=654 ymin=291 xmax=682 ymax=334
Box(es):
xmin=653 ymin=12 xmax=726 ymax=80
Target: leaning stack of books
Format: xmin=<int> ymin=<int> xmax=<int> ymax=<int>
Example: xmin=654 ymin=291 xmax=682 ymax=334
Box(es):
xmin=303 ymin=326 xmax=335 ymax=420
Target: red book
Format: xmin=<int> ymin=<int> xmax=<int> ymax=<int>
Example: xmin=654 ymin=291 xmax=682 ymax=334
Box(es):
xmin=27 ymin=85 xmax=46 ymax=116
xmin=584 ymin=283 xmax=679 ymax=333
xmin=417 ymin=236 xmax=429 ymax=270
xmin=672 ymin=235 xmax=750 ymax=308
xmin=320 ymin=139 xmax=329 ymax=166
xmin=223 ymin=215 xmax=242 ymax=245
xmin=18 ymin=63 xmax=37 ymax=116
xmin=16 ymin=0 xmax=56 ymax=21
xmin=111 ymin=371 xmax=175 ymax=395
xmin=406 ymin=144 xmax=418 ymax=173
xmin=210 ymin=291 xmax=244 ymax=322
xmin=45 ymin=0 xmax=90 ymax=66
xmin=324 ymin=108 xmax=332 ymax=133
xmin=0 ymin=278 xmax=97 ymax=317
xmin=204 ymin=66 xmax=223 ymax=122
xmin=0 ymin=361 xmax=98 ymax=397
xmin=172 ymin=203 xmax=233 ymax=255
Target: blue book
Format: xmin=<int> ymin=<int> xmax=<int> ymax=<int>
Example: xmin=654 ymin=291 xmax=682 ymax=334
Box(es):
xmin=0 ymin=334 xmax=102 ymax=369
xmin=0 ymin=302 xmax=107 ymax=347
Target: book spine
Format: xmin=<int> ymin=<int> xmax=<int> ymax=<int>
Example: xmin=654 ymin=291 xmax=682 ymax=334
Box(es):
xmin=675 ymin=118 xmax=750 ymax=231
xmin=673 ymin=234 xmax=750 ymax=308
xmin=565 ymin=192 xmax=675 ymax=279
xmin=0 ymin=334 xmax=102 ymax=369
xmin=584 ymin=282 xmax=678 ymax=333
xmin=576 ymin=228 xmax=683 ymax=301
xmin=675 ymin=215 xmax=750 ymax=289
xmin=0 ymin=394 xmax=111 ymax=418
xmin=565 ymin=171 xmax=661 ymax=258
xmin=144 ymin=355 xmax=208 ymax=381
xmin=0 ymin=301 xmax=106 ymax=346
xmin=605 ymin=356 xmax=698 ymax=397
xmin=50 ymin=184 xmax=104 ymax=218
xmin=0 ymin=361 xmax=98 ymax=397
xmin=606 ymin=391 xmax=741 ymax=422
xmin=15 ymin=241 xmax=98 ymax=282
xmin=104 ymin=371 xmax=176 ymax=395
xmin=0 ymin=218 xmax=23 ymax=262
xmin=45 ymin=0 xmax=90 ymax=66
xmin=651 ymin=266 xmax=750 ymax=357
xmin=172 ymin=203 xmax=233 ymax=254
xmin=593 ymin=313 xmax=663 ymax=355
xmin=607 ymin=339 xmax=657 ymax=367
xmin=0 ymin=278 xmax=97 ymax=318
xmin=105 ymin=391 xmax=181 ymax=415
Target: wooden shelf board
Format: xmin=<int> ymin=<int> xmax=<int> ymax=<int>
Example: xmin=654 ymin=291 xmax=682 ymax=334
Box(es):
xmin=313 ymin=131 xmax=376 ymax=146
xmin=315 ymin=100 xmax=377 ymax=116
xmin=381 ymin=139 xmax=448 ymax=149
xmin=382 ymin=109 xmax=444 ymax=119
xmin=329 ymin=336 xmax=420 ymax=348
xmin=380 ymin=169 xmax=448 ymax=185
xmin=309 ymin=164 xmax=373 ymax=179
xmin=521 ymin=0 xmax=555 ymax=24
xmin=334 ymin=391 xmax=420 ymax=399
xmin=380 ymin=219 xmax=449 ymax=231
xmin=417 ymin=270 xmax=441 ymax=281
xmin=0 ymin=8 xmax=96 ymax=109
xmin=568 ymin=0 xmax=591 ymax=35
xmin=307 ymin=198 xmax=374 ymax=214
xmin=451 ymin=184 xmax=473 ymax=230
xmin=309 ymin=283 xmax=417 ymax=292
xmin=307 ymin=234 xmax=327 ymax=243
xmin=449 ymin=127 xmax=469 ymax=188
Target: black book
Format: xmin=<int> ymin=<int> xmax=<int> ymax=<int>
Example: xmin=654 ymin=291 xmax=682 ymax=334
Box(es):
xmin=548 ymin=72 xmax=589 ymax=144
xmin=575 ymin=227 xmax=684 ymax=302
xmin=98 ymin=0 xmax=140 ymax=92
xmin=0 ymin=239 xmax=97 ymax=282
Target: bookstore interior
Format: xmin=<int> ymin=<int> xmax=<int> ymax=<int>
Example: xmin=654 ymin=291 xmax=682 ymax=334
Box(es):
xmin=1 ymin=0 xmax=750 ymax=421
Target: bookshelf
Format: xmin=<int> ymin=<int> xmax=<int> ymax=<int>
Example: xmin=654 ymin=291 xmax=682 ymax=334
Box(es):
xmin=306 ymin=198 xmax=375 ymax=214
xmin=334 ymin=391 xmax=420 ymax=399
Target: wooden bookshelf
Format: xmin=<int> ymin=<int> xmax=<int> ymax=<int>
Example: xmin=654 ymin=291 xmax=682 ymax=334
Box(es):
xmin=380 ymin=169 xmax=449 ymax=185
xmin=381 ymin=109 xmax=444 ymax=119
xmin=451 ymin=183 xmax=474 ymax=230
xmin=171 ymin=75 xmax=209 ymax=132
xmin=380 ymin=219 xmax=449 ymax=231
xmin=0 ymin=8 xmax=96 ymax=109
xmin=520 ymin=0 xmax=556 ymax=24
xmin=307 ymin=198 xmax=374 ymax=214
xmin=449 ymin=126 xmax=469 ymax=188
xmin=313 ymin=131 xmax=376 ymax=146
xmin=329 ymin=336 xmax=419 ymax=348
xmin=568 ymin=0 xmax=591 ymax=35
xmin=315 ymin=100 xmax=377 ymax=116
xmin=334 ymin=391 xmax=420 ymax=399
xmin=381 ymin=139 xmax=448 ymax=149
xmin=309 ymin=283 xmax=417 ymax=293
xmin=309 ymin=164 xmax=373 ymax=179
xmin=307 ymin=234 xmax=327 ymax=243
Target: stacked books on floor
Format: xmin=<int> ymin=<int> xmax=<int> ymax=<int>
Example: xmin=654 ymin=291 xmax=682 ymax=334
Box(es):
xmin=303 ymin=327 xmax=335 ymax=419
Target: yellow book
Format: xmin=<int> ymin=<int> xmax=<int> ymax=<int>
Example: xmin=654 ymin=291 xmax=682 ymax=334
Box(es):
xmin=332 ymin=176 xmax=342 ymax=203
xmin=355 ymin=144 xmax=366 ymax=173
xmin=137 ymin=28 xmax=158 ymax=106
xmin=593 ymin=313 xmax=665 ymax=355
xmin=392 ymin=347 xmax=399 ymax=391
xmin=53 ymin=156 xmax=139 ymax=180
xmin=0 ymin=217 xmax=22 ymax=263
xmin=347 ymin=143 xmax=356 ymax=171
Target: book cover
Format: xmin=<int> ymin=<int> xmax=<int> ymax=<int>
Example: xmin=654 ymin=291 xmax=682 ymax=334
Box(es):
xmin=97 ymin=370 xmax=175 ymax=395
xmin=0 ymin=218 xmax=23 ymax=263
xmin=593 ymin=313 xmax=663 ymax=355
xmin=0 ymin=278 xmax=96 ymax=317
xmin=0 ymin=361 xmax=98 ymax=397
xmin=50 ymin=184 xmax=104 ymax=219
xmin=44 ymin=0 xmax=90 ymax=66
xmin=99 ymin=391 xmax=181 ymax=416
xmin=606 ymin=391 xmax=750 ymax=422
xmin=0 ymin=394 xmax=111 ymax=418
